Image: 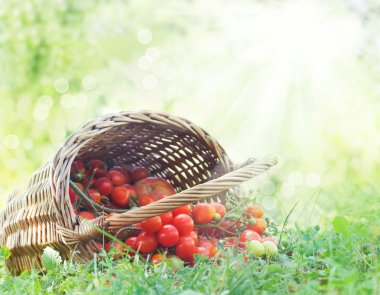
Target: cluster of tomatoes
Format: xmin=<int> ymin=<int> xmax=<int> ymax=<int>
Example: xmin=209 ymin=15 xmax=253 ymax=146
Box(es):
xmin=69 ymin=159 xmax=176 ymax=219
xmin=69 ymin=159 xmax=279 ymax=266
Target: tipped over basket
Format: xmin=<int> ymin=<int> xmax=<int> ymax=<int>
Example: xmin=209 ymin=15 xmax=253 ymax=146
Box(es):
xmin=0 ymin=111 xmax=277 ymax=275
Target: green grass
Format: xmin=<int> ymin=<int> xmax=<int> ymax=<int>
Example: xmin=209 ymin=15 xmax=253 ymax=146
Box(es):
xmin=1 ymin=217 xmax=379 ymax=295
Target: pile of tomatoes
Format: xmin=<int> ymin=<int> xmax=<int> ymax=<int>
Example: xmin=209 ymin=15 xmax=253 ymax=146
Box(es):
xmin=69 ymin=159 xmax=279 ymax=266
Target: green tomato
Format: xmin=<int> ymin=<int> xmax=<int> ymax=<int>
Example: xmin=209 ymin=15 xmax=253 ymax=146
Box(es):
xmin=262 ymin=241 xmax=278 ymax=255
xmin=246 ymin=240 xmax=265 ymax=257
xmin=167 ymin=255 xmax=184 ymax=270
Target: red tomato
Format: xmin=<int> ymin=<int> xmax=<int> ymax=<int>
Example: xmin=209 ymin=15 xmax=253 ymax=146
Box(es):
xmin=96 ymin=177 xmax=114 ymax=196
xmin=88 ymin=189 xmax=101 ymax=204
xmin=69 ymin=182 xmax=84 ymax=204
xmin=106 ymin=170 xmax=126 ymax=186
xmin=94 ymin=241 xmax=103 ymax=251
xmin=157 ymin=224 xmax=180 ymax=247
xmin=172 ymin=214 xmax=194 ymax=236
xmin=151 ymin=253 xmax=167 ymax=264
xmin=136 ymin=232 xmax=158 ymax=254
xmin=172 ymin=204 xmax=192 ymax=216
xmin=192 ymin=203 xmax=216 ymax=224
xmin=247 ymin=218 xmax=267 ymax=235
xmin=246 ymin=205 xmax=264 ymax=218
xmin=71 ymin=160 xmax=87 ymax=181
xmin=198 ymin=239 xmax=218 ymax=257
xmin=125 ymin=236 xmax=138 ymax=255
xmin=87 ymin=159 xmax=107 ymax=177
xmin=122 ymin=184 xmax=138 ymax=199
xmin=239 ymin=229 xmax=261 ymax=249
xmin=78 ymin=211 xmax=95 ymax=220
xmin=135 ymin=177 xmax=175 ymax=201
xmin=223 ymin=237 xmax=238 ymax=247
xmin=138 ymin=194 xmax=155 ymax=206
xmin=140 ymin=216 xmax=162 ymax=234
xmin=175 ymin=236 xmax=195 ymax=262
xmin=111 ymin=186 xmax=130 ymax=207
xmin=105 ymin=241 xmax=125 ymax=259
xmin=210 ymin=203 xmax=226 ymax=218
xmin=194 ymin=246 xmax=209 ymax=257
xmin=188 ymin=231 xmax=198 ymax=245
xmin=130 ymin=167 xmax=149 ymax=183
xmin=160 ymin=212 xmax=173 ymax=225
xmin=109 ymin=166 xmax=130 ymax=183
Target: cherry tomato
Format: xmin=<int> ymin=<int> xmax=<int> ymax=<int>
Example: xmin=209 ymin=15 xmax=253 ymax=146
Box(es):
xmin=246 ymin=205 xmax=264 ymax=218
xmin=78 ymin=211 xmax=95 ymax=220
xmin=151 ymin=253 xmax=167 ymax=264
xmin=122 ymin=184 xmax=138 ymax=200
xmin=157 ymin=224 xmax=180 ymax=247
xmin=109 ymin=166 xmax=130 ymax=183
xmin=239 ymin=229 xmax=261 ymax=249
xmin=140 ymin=216 xmax=162 ymax=234
xmin=111 ymin=186 xmax=130 ymax=207
xmin=247 ymin=218 xmax=267 ymax=235
xmin=94 ymin=241 xmax=103 ymax=251
xmin=130 ymin=167 xmax=149 ymax=183
xmin=198 ymin=239 xmax=218 ymax=257
xmin=160 ymin=212 xmax=173 ymax=225
xmin=175 ymin=236 xmax=195 ymax=262
xmin=105 ymin=241 xmax=125 ymax=259
xmin=188 ymin=231 xmax=198 ymax=245
xmin=136 ymin=232 xmax=158 ymax=254
xmin=88 ymin=159 xmax=107 ymax=177
xmin=172 ymin=214 xmax=194 ymax=236
xmin=223 ymin=237 xmax=238 ymax=247
xmin=71 ymin=160 xmax=88 ymax=181
xmin=210 ymin=203 xmax=226 ymax=218
xmin=96 ymin=177 xmax=114 ymax=196
xmin=194 ymin=246 xmax=209 ymax=257
xmin=172 ymin=204 xmax=192 ymax=216
xmin=88 ymin=188 xmax=101 ymax=204
xmin=138 ymin=194 xmax=155 ymax=206
xmin=125 ymin=236 xmax=138 ymax=255
xmin=192 ymin=203 xmax=216 ymax=224
xmin=106 ymin=170 xmax=126 ymax=186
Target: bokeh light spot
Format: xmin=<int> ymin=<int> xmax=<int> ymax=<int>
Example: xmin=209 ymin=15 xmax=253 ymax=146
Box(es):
xmin=33 ymin=105 xmax=50 ymax=122
xmin=54 ymin=78 xmax=69 ymax=93
xmin=306 ymin=173 xmax=321 ymax=187
xmin=281 ymin=183 xmax=295 ymax=198
xmin=262 ymin=196 xmax=277 ymax=211
xmin=259 ymin=180 xmax=275 ymax=195
xmin=137 ymin=29 xmax=152 ymax=44
xmin=4 ymin=135 xmax=19 ymax=149
xmin=82 ymin=75 xmax=97 ymax=90
xmin=146 ymin=47 xmax=160 ymax=61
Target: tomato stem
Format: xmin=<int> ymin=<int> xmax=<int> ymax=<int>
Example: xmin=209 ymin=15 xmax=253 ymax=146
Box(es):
xmin=69 ymin=180 xmax=130 ymax=214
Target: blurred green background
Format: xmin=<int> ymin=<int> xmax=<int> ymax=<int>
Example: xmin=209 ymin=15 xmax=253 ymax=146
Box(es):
xmin=0 ymin=0 xmax=379 ymax=228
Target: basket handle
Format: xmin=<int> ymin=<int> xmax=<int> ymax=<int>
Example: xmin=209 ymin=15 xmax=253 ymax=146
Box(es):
xmin=57 ymin=157 xmax=277 ymax=244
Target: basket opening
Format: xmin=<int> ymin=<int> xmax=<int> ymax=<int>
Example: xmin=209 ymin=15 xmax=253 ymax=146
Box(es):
xmin=72 ymin=122 xmax=229 ymax=193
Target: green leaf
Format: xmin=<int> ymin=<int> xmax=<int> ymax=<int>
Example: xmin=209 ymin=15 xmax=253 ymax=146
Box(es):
xmin=333 ymin=216 xmax=350 ymax=236
xmin=42 ymin=246 xmax=62 ymax=272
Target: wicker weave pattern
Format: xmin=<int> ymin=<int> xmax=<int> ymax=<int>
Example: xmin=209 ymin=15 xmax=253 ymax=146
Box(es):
xmin=0 ymin=111 xmax=276 ymax=274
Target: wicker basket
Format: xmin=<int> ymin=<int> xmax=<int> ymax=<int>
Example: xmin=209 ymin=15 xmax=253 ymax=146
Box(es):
xmin=0 ymin=111 xmax=277 ymax=275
